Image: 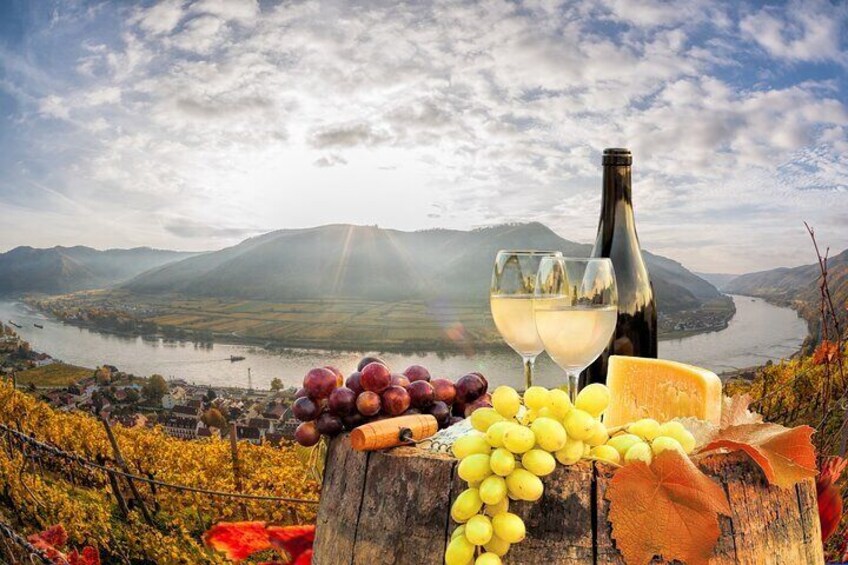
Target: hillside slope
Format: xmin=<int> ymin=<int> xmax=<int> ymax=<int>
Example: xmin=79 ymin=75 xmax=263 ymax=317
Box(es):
xmin=124 ymin=223 xmax=722 ymax=313
xmin=0 ymin=246 xmax=197 ymax=295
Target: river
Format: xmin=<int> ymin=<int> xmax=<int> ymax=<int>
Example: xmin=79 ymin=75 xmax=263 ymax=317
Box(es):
xmin=0 ymin=295 xmax=807 ymax=390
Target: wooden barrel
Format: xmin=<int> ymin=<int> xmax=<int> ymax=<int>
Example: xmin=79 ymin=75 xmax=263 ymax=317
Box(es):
xmin=313 ymin=435 xmax=823 ymax=565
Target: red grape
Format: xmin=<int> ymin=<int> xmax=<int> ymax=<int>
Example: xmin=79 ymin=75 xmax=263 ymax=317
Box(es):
xmin=427 ymin=400 xmax=451 ymax=428
xmin=295 ymin=421 xmax=321 ymax=447
xmin=316 ymin=412 xmax=344 ymax=436
xmin=468 ymin=371 xmax=489 ymax=391
xmin=294 ymin=387 xmax=307 ymax=399
xmin=324 ymin=365 xmax=344 ymax=386
xmin=328 ymin=387 xmax=357 ymax=416
xmin=360 ymin=362 xmax=391 ymax=393
xmin=356 ymin=391 xmax=381 ymax=416
xmin=382 ymin=385 xmax=411 ymax=416
xmin=449 ymin=416 xmax=464 ymax=427
xmin=292 ymin=396 xmax=320 ymax=421
xmin=390 ymin=373 xmax=410 ymax=388
xmin=341 ymin=411 xmax=366 ymax=430
xmin=403 ymin=407 xmax=422 ymax=415
xmin=346 ymin=372 xmax=364 ymax=395
xmin=464 ymin=393 xmax=493 ymax=417
xmin=431 ymin=378 xmax=457 ymax=405
xmin=455 ymin=373 xmax=486 ymax=403
xmin=407 ymin=380 xmax=435 ymax=408
xmin=452 ymin=399 xmax=466 ymax=418
xmin=403 ymin=365 xmax=431 ymax=382
xmin=357 ymin=356 xmax=387 ymax=372
xmin=303 ymin=367 xmax=338 ymax=400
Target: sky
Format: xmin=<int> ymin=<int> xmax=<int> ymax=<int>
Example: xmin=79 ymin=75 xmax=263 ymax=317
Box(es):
xmin=0 ymin=0 xmax=846 ymax=274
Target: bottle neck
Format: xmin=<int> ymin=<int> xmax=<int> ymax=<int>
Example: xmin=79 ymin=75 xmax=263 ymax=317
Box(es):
xmin=602 ymin=165 xmax=632 ymax=207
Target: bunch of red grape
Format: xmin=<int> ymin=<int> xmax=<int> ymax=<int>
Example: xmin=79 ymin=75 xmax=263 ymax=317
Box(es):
xmin=293 ymin=356 xmax=491 ymax=447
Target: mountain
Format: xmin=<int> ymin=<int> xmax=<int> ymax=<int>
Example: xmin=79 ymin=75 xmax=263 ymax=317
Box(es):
xmin=124 ymin=223 xmax=724 ymax=313
xmin=725 ymin=248 xmax=848 ymax=339
xmin=0 ymin=246 xmax=198 ymax=295
xmin=695 ymin=272 xmax=739 ymax=290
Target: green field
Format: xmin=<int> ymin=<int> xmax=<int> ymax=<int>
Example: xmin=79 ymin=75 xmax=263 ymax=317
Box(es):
xmin=16 ymin=363 xmax=93 ymax=387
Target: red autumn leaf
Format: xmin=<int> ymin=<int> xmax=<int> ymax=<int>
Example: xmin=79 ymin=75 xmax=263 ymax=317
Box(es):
xmin=268 ymin=524 xmax=315 ymax=562
xmin=68 ymin=547 xmax=101 ymax=565
xmin=292 ymin=549 xmax=313 ymax=565
xmin=204 ymin=521 xmax=273 ymax=561
xmin=720 ymin=393 xmax=763 ymax=429
xmin=817 ymin=456 xmax=847 ymax=542
xmin=29 ymin=524 xmax=68 ymax=551
xmin=813 ymin=340 xmax=839 ymax=365
xmin=701 ymin=423 xmax=817 ymax=488
xmin=607 ymin=451 xmax=731 ymax=565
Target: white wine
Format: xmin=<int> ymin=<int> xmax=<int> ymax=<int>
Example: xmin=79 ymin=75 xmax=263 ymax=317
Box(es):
xmin=533 ymin=298 xmax=617 ymax=371
xmin=490 ymin=295 xmax=544 ymax=358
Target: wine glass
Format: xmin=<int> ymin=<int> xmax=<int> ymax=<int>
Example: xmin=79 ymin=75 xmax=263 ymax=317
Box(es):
xmin=533 ymin=257 xmax=617 ymax=402
xmin=490 ymin=250 xmax=560 ymax=390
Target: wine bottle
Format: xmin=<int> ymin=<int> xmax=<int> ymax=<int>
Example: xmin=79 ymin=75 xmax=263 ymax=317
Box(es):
xmin=583 ymin=148 xmax=657 ymax=387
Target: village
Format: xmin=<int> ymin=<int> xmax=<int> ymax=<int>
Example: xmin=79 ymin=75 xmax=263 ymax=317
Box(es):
xmin=0 ymin=322 xmax=301 ymax=446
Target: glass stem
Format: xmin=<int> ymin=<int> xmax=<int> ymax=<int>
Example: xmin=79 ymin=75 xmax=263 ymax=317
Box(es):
xmin=522 ymin=356 xmax=536 ymax=391
xmin=566 ymin=370 xmax=580 ymax=403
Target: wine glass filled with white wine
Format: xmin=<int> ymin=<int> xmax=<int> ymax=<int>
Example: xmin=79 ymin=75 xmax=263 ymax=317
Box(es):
xmin=490 ymin=250 xmax=560 ymax=390
xmin=534 ymin=256 xmax=617 ymax=401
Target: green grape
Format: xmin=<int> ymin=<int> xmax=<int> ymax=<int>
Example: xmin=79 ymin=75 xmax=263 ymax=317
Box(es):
xmin=458 ymin=453 xmax=493 ymax=484
xmin=479 ymin=475 xmax=507 ymax=505
xmin=505 ymin=468 xmax=544 ymax=501
xmin=547 ymin=388 xmax=573 ymax=419
xmin=585 ymin=421 xmax=609 ymax=447
xmin=445 ymin=534 xmax=475 ymax=565
xmin=465 ymin=514 xmax=494 ymax=545
xmin=451 ymin=488 xmax=483 ymax=523
xmin=627 ymin=418 xmax=660 ymax=441
xmin=523 ymin=386 xmax=550 ymax=410
xmin=502 ymin=424 xmax=536 ymax=454
xmin=492 ymin=386 xmax=521 ymax=419
xmin=521 ymin=449 xmax=556 ymax=477
xmin=451 ymin=525 xmax=466 ymax=540
xmin=519 ymin=408 xmax=539 ymax=425
xmin=484 ymin=497 xmax=509 ymax=517
xmin=564 ymin=409 xmax=595 ymax=441
xmin=537 ymin=406 xmax=554 ymax=419
xmin=486 ymin=421 xmax=513 ymax=448
xmin=530 ymin=417 xmax=567 ymax=452
xmin=471 ymin=408 xmax=506 ymax=433
xmin=492 ymin=512 xmax=526 ymax=544
xmin=583 ymin=443 xmax=591 ymax=457
xmin=483 ymin=534 xmax=511 ymax=557
xmin=651 ymin=436 xmax=684 ymax=456
xmin=453 ymin=434 xmax=491 ymax=459
xmin=489 ymin=447 xmax=516 ymax=477
xmin=657 ymin=421 xmax=696 ymax=453
xmin=555 ymin=437 xmax=584 ymax=465
xmin=590 ymin=444 xmax=621 ymax=465
xmin=606 ymin=433 xmax=644 ymax=458
xmin=574 ymin=383 xmax=610 ymax=417
xmin=624 ymin=442 xmax=653 ymax=465
xmin=475 ymin=553 xmax=502 ymax=565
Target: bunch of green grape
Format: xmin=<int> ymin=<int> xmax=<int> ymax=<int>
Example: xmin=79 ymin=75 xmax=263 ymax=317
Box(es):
xmin=603 ymin=418 xmax=697 ymax=465
xmin=445 ymin=383 xmax=613 ymax=565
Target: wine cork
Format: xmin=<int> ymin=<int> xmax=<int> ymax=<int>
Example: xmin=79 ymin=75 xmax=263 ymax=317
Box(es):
xmin=350 ymin=415 xmax=438 ymax=452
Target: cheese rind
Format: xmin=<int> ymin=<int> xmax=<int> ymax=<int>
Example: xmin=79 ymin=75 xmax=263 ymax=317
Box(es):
xmin=603 ymin=356 xmax=722 ymax=428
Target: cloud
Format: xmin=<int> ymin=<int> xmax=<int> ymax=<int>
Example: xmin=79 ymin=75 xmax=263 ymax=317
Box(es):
xmin=163 ymin=218 xmax=266 ymax=239
xmin=313 ymin=154 xmax=348 ymax=167
xmin=740 ymin=0 xmax=848 ymax=64
xmin=130 ymin=0 xmax=185 ymax=36
xmin=310 ymin=123 xmax=392 ymax=149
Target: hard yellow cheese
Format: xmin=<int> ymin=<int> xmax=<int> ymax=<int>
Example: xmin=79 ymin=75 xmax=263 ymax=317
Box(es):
xmin=603 ymin=356 xmax=722 ymax=428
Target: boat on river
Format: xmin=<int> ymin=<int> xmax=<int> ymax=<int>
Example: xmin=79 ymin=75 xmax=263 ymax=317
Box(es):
xmin=229 ymin=355 xmax=246 ymax=362
xmin=33 ymin=323 xmax=43 ymax=329
xmin=8 ymin=320 xmax=21 ymax=328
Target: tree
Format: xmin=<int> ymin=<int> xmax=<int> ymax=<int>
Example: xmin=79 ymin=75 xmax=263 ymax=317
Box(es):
xmin=202 ymin=408 xmax=227 ymax=430
xmin=143 ymin=374 xmax=168 ymax=403
xmin=270 ymin=378 xmax=283 ymax=392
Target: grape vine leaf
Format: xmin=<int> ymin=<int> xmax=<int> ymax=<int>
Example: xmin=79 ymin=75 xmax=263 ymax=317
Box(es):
xmin=203 ymin=521 xmax=273 ymax=561
xmin=268 ymin=525 xmax=315 ymax=564
xmin=68 ymin=547 xmax=101 ymax=565
xmin=817 ymin=456 xmax=847 ymax=542
xmin=607 ymin=451 xmax=731 ymax=565
xmin=700 ymin=423 xmax=816 ymax=488
xmin=720 ymin=393 xmax=763 ymax=429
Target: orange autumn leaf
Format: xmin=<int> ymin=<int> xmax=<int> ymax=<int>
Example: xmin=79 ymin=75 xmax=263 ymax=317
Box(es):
xmin=701 ymin=423 xmax=817 ymax=488
xmin=813 ymin=340 xmax=840 ymax=365
xmin=607 ymin=451 xmax=731 ymax=565
xmin=68 ymin=547 xmax=101 ymax=565
xmin=204 ymin=521 xmax=273 ymax=562
xmin=817 ymin=457 xmax=848 ymax=542
xmin=720 ymin=393 xmax=763 ymax=429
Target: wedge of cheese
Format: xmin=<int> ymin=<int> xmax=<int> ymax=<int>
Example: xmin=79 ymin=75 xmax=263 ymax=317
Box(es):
xmin=604 ymin=356 xmax=722 ymax=428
